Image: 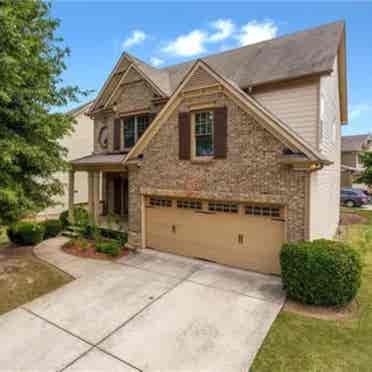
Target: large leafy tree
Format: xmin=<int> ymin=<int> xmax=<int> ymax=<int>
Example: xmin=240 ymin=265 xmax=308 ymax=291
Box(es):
xmin=357 ymin=152 xmax=372 ymax=187
xmin=0 ymin=1 xmax=86 ymax=224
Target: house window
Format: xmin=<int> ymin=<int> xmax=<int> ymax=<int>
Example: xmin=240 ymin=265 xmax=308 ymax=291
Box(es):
xmin=208 ymin=202 xmax=238 ymax=213
xmin=194 ymin=111 xmax=214 ymax=157
xmin=177 ymin=199 xmax=202 ymax=210
xmin=123 ymin=115 xmax=149 ymax=148
xmin=245 ymin=205 xmax=281 ymax=218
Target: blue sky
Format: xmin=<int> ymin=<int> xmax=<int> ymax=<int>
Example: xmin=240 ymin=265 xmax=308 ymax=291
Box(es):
xmin=52 ymin=1 xmax=372 ymax=135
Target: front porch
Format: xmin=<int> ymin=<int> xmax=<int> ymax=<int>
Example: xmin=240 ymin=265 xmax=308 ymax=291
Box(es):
xmin=69 ymin=154 xmax=129 ymax=232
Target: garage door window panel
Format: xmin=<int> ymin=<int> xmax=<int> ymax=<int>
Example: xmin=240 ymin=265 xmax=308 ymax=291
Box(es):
xmin=177 ymin=199 xmax=202 ymax=210
xmin=208 ymin=202 xmax=239 ymax=213
xmin=245 ymin=205 xmax=281 ymax=218
xmin=149 ymin=197 xmax=172 ymax=207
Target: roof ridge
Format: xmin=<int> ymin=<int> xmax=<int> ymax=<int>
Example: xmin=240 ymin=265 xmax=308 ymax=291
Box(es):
xmin=160 ymin=20 xmax=345 ymax=72
xmin=342 ymin=133 xmax=370 ymax=138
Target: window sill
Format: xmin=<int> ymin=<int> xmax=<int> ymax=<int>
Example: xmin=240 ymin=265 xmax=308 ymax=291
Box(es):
xmin=190 ymin=157 xmax=215 ymax=164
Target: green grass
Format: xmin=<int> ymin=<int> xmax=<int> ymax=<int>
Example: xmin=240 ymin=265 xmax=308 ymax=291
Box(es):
xmin=0 ymin=256 xmax=73 ymax=315
xmin=251 ymin=209 xmax=372 ymax=372
xmin=0 ymin=225 xmax=73 ymax=315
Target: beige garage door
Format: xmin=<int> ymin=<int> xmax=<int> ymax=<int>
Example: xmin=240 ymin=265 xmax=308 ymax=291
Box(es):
xmin=145 ymin=197 xmax=285 ymax=274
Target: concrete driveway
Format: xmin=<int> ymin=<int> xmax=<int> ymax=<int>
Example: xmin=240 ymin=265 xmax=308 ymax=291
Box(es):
xmin=0 ymin=238 xmax=285 ymax=372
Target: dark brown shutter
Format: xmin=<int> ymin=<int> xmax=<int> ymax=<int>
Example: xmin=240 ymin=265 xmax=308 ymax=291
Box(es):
xmin=179 ymin=112 xmax=191 ymax=160
xmin=113 ymin=118 xmax=121 ymax=151
xmin=214 ymin=107 xmax=227 ymax=158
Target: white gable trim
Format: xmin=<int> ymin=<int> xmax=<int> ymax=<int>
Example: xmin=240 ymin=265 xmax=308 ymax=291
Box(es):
xmin=88 ymin=53 xmax=132 ymax=114
xmin=103 ymin=64 xmax=134 ymax=109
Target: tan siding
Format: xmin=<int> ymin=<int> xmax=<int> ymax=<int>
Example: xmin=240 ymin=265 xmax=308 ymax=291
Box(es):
xmin=309 ymin=56 xmax=341 ymax=239
xmin=40 ymin=111 xmax=94 ymax=216
xmin=253 ymin=79 xmax=319 ymax=147
xmin=341 ymin=151 xmax=358 ymax=168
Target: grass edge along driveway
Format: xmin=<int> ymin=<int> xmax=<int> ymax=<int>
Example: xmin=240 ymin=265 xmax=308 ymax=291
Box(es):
xmin=251 ymin=208 xmax=372 ymax=372
xmin=0 ymin=228 xmax=72 ymax=316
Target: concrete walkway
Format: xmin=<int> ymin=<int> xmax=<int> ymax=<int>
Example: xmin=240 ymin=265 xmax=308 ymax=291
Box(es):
xmin=0 ymin=237 xmax=285 ymax=372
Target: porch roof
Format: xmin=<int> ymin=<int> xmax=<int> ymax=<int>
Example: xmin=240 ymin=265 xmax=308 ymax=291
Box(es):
xmin=71 ymin=153 xmax=126 ymax=170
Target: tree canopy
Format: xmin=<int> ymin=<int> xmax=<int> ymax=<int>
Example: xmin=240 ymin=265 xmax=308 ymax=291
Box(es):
xmin=357 ymin=151 xmax=372 ymax=187
xmin=0 ymin=1 xmax=86 ymax=224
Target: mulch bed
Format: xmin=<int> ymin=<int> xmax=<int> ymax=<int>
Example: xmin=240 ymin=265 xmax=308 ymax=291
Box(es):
xmin=62 ymin=240 xmax=129 ymax=261
xmin=284 ymin=299 xmax=358 ymax=321
xmin=340 ymin=212 xmax=368 ymax=226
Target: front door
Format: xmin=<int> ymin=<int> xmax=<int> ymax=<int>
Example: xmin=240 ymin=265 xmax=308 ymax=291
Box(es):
xmin=113 ymin=176 xmax=128 ymax=216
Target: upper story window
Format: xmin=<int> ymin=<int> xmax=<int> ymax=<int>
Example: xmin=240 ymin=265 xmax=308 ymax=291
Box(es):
xmin=194 ymin=111 xmax=214 ymax=157
xmin=123 ymin=115 xmax=149 ymax=149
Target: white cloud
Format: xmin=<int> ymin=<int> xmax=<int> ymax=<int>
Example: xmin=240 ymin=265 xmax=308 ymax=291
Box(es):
xmin=162 ymin=30 xmax=207 ymax=57
xmin=208 ymin=19 xmax=235 ymax=42
xmin=237 ymin=20 xmax=278 ymax=46
xmin=150 ymin=57 xmax=164 ymax=67
xmin=122 ymin=30 xmax=147 ymax=49
xmin=350 ymin=103 xmax=372 ymax=121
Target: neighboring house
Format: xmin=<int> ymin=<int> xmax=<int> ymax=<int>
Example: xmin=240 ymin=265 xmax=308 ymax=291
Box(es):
xmin=341 ymin=134 xmax=372 ymax=190
xmin=40 ymin=101 xmax=94 ymax=218
xmin=70 ymin=21 xmax=347 ymax=274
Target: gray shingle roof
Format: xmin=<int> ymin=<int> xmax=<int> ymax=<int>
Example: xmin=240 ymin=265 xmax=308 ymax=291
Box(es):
xmin=342 ymin=134 xmax=371 ymax=152
xmin=67 ymin=100 xmax=94 ymax=117
xmin=144 ymin=21 xmax=344 ymax=94
xmin=71 ymin=153 xmax=125 ymax=166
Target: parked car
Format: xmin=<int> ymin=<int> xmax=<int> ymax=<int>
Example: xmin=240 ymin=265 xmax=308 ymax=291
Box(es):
xmin=353 ymin=188 xmax=372 ymax=204
xmin=341 ymin=188 xmax=369 ymax=207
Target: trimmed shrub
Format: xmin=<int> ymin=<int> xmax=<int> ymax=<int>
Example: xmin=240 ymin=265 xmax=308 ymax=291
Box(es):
xmin=42 ymin=219 xmax=62 ymax=239
xmin=59 ymin=207 xmax=89 ymax=228
xmin=7 ymin=221 xmax=45 ymax=246
xmin=95 ymin=240 xmax=121 ymax=257
xmin=100 ymin=228 xmax=128 ymax=244
xmin=280 ymin=239 xmax=362 ymax=306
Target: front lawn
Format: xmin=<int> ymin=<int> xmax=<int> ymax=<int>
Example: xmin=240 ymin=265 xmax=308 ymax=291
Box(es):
xmin=0 ymin=227 xmax=72 ymax=315
xmin=251 ymin=208 xmax=372 ymax=372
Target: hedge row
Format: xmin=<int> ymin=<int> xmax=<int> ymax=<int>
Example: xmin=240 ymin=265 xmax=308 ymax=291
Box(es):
xmin=7 ymin=219 xmax=63 ymax=246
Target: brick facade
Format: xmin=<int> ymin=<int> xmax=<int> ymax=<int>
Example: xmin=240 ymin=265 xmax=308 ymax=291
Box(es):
xmin=93 ymin=69 xmax=163 ymax=154
xmin=127 ymin=90 xmax=308 ymax=248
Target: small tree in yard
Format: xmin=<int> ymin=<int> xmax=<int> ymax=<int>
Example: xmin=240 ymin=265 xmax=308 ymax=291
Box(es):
xmin=0 ymin=1 xmax=87 ymax=225
xmin=357 ymin=152 xmax=372 ymax=188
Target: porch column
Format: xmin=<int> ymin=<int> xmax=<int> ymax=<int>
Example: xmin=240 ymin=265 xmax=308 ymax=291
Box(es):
xmin=68 ymin=170 xmax=75 ymax=224
xmin=93 ymin=172 xmax=100 ymax=223
xmin=88 ymin=171 xmax=94 ymax=220
xmin=101 ymin=172 xmax=107 ymax=215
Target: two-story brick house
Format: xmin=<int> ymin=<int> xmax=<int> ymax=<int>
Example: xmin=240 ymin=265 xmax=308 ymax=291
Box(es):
xmin=70 ymin=21 xmax=348 ymax=274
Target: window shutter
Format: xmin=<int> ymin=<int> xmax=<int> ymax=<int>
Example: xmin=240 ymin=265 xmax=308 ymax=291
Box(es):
xmin=214 ymin=107 xmax=227 ymax=158
xmin=113 ymin=118 xmax=121 ymax=151
xmin=179 ymin=112 xmax=191 ymax=160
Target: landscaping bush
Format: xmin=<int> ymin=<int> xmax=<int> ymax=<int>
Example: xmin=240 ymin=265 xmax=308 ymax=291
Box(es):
xmin=100 ymin=228 xmax=128 ymax=244
xmin=42 ymin=219 xmax=62 ymax=239
xmin=59 ymin=207 xmax=89 ymax=228
xmin=95 ymin=240 xmax=121 ymax=257
xmin=7 ymin=221 xmax=45 ymax=246
xmin=280 ymin=239 xmax=362 ymax=306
